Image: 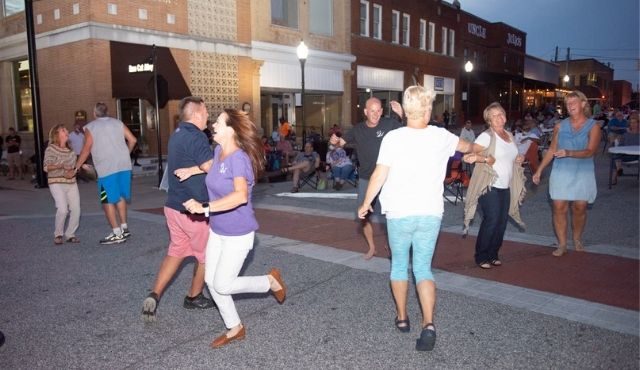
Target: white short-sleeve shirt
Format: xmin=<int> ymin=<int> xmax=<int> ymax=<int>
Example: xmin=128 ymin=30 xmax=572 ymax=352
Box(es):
xmin=377 ymin=126 xmax=459 ymax=219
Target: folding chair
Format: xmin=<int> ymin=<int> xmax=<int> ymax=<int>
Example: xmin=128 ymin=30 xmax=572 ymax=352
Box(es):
xmin=522 ymin=141 xmax=539 ymax=177
xmin=298 ymin=168 xmax=319 ymax=190
xmin=443 ymin=156 xmax=468 ymax=205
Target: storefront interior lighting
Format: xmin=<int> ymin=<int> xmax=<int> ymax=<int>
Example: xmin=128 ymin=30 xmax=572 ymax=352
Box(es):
xmin=563 ymin=75 xmax=570 ymax=82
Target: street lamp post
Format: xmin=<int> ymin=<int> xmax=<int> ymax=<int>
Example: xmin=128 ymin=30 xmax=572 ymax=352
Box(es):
xmin=464 ymin=61 xmax=474 ymax=122
xmin=151 ymin=45 xmax=163 ymax=188
xmin=297 ymin=41 xmax=309 ymax=146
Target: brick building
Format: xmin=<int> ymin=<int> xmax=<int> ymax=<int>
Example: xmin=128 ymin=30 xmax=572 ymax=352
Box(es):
xmin=459 ymin=10 xmax=528 ymax=121
xmin=557 ymin=58 xmax=613 ymax=106
xmin=0 ymin=0 xmax=357 ymax=158
xmin=353 ymin=0 xmax=460 ymax=124
xmin=1 ymin=0 xmax=564 ymax=163
xmin=611 ymin=80 xmax=632 ymax=108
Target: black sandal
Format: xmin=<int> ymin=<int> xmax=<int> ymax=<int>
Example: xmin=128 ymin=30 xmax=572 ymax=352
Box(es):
xmin=395 ymin=317 xmax=410 ymax=333
xmin=490 ymin=259 xmax=502 ymax=266
xmin=416 ymin=323 xmax=436 ymax=351
xmin=478 ymin=262 xmax=492 ymax=269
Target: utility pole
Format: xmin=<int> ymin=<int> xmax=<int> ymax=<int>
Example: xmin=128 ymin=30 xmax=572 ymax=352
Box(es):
xmin=25 ymin=0 xmax=47 ymax=188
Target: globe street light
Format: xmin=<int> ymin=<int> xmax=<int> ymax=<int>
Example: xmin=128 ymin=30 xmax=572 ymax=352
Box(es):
xmin=464 ymin=61 xmax=474 ymax=122
xmin=297 ymin=41 xmax=309 ymax=145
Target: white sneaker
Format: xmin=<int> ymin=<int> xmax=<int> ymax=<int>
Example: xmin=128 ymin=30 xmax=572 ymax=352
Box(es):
xmin=99 ymin=232 xmax=126 ymax=245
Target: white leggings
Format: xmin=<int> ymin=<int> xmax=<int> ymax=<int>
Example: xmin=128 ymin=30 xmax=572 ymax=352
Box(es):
xmin=205 ymin=230 xmax=270 ymax=329
xmin=49 ymin=183 xmax=81 ymax=238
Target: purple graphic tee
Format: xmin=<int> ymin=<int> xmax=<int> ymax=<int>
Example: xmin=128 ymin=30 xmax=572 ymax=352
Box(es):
xmin=205 ymin=145 xmax=258 ymax=236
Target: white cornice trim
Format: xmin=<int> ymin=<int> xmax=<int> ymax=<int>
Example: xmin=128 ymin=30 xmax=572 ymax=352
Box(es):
xmin=0 ymin=32 xmax=28 ymax=60
xmin=0 ymin=24 xmax=357 ymax=72
xmin=251 ymin=41 xmax=355 ymax=71
xmin=0 ymin=22 xmax=253 ymax=58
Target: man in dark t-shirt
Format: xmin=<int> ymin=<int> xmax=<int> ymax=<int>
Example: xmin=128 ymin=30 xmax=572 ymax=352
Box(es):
xmin=142 ymin=96 xmax=216 ymax=322
xmin=333 ymin=97 xmax=403 ymax=259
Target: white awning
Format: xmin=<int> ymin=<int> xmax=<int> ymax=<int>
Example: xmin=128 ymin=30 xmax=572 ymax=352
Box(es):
xmin=357 ymin=65 xmax=404 ymax=91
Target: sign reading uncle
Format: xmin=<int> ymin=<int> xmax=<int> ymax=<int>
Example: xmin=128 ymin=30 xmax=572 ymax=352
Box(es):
xmin=434 ymin=77 xmax=444 ymax=91
xmin=467 ymin=23 xmax=487 ymax=39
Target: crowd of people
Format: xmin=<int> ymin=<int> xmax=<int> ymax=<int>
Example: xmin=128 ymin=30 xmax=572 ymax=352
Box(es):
xmin=2 ymin=88 xmax=636 ymax=353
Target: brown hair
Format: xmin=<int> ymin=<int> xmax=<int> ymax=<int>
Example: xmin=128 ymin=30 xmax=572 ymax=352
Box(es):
xmin=223 ymin=108 xmax=265 ymax=178
xmin=48 ymin=124 xmax=72 ymax=150
xmin=179 ymin=96 xmax=205 ymax=122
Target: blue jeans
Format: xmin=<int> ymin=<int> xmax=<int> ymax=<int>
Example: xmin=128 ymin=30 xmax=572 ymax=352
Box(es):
xmin=331 ymin=164 xmax=353 ymax=181
xmin=387 ymin=215 xmax=442 ymax=283
xmin=474 ymin=188 xmax=510 ymax=264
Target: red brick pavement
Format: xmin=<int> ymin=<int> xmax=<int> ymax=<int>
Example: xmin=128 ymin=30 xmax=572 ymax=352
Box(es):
xmin=140 ymin=207 xmax=638 ymax=311
xmin=254 ymin=209 xmax=639 ymax=311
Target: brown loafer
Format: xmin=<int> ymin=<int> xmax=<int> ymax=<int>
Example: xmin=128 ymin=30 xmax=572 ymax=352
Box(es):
xmin=211 ymin=325 xmax=246 ymax=348
xmin=269 ymin=268 xmax=287 ymax=304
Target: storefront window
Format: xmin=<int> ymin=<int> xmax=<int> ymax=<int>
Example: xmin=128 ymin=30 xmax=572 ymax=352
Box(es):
xmin=356 ymin=89 xmax=402 ymax=123
xmin=14 ymin=60 xmax=32 ymax=132
xmin=303 ymin=94 xmax=342 ymax=138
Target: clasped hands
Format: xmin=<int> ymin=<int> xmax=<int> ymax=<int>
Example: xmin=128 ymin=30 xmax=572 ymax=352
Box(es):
xmin=174 ymin=167 xmax=196 ymax=182
xmin=183 ymin=199 xmax=204 ymax=214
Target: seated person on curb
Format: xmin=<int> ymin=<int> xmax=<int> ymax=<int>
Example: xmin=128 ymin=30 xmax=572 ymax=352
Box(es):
xmin=282 ymin=141 xmax=320 ymax=193
xmin=276 ymin=136 xmax=293 ymax=167
xmin=326 ymin=134 xmax=354 ymax=190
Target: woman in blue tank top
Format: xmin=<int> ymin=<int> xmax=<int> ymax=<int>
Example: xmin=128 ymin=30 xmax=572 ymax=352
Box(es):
xmin=533 ymin=91 xmax=601 ymax=257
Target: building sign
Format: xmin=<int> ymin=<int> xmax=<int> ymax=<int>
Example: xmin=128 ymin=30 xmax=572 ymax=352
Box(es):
xmin=128 ymin=63 xmax=154 ymax=73
xmin=434 ymin=77 xmax=444 ymax=91
xmin=507 ymin=33 xmax=522 ymax=47
xmin=467 ymin=23 xmax=486 ymax=39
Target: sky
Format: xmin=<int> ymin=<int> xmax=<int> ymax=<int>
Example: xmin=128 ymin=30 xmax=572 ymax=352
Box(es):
xmin=459 ymin=0 xmax=639 ymax=90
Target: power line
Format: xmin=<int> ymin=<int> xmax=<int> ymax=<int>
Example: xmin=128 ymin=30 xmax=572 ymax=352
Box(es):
xmin=570 ymin=54 xmax=638 ymax=61
xmin=568 ymin=47 xmax=639 ymax=52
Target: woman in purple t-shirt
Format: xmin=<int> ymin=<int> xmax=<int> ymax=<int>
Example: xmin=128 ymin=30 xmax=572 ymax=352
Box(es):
xmin=182 ymin=109 xmax=287 ymax=348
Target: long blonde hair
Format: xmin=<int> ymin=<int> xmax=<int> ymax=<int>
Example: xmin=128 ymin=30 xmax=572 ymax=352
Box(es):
xmin=48 ymin=124 xmax=72 ymax=150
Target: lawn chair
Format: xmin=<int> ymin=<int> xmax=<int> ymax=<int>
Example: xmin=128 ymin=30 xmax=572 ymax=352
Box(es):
xmin=443 ymin=155 xmax=469 ymax=205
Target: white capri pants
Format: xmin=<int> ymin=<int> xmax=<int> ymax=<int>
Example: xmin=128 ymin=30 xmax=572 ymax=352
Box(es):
xmin=205 ymin=230 xmax=270 ymax=329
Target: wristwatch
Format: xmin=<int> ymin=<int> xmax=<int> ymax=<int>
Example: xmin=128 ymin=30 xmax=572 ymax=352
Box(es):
xmin=202 ymin=202 xmax=210 ymax=217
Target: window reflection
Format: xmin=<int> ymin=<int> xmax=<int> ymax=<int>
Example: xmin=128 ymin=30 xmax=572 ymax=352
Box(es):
xmin=4 ymin=0 xmax=25 ymax=17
